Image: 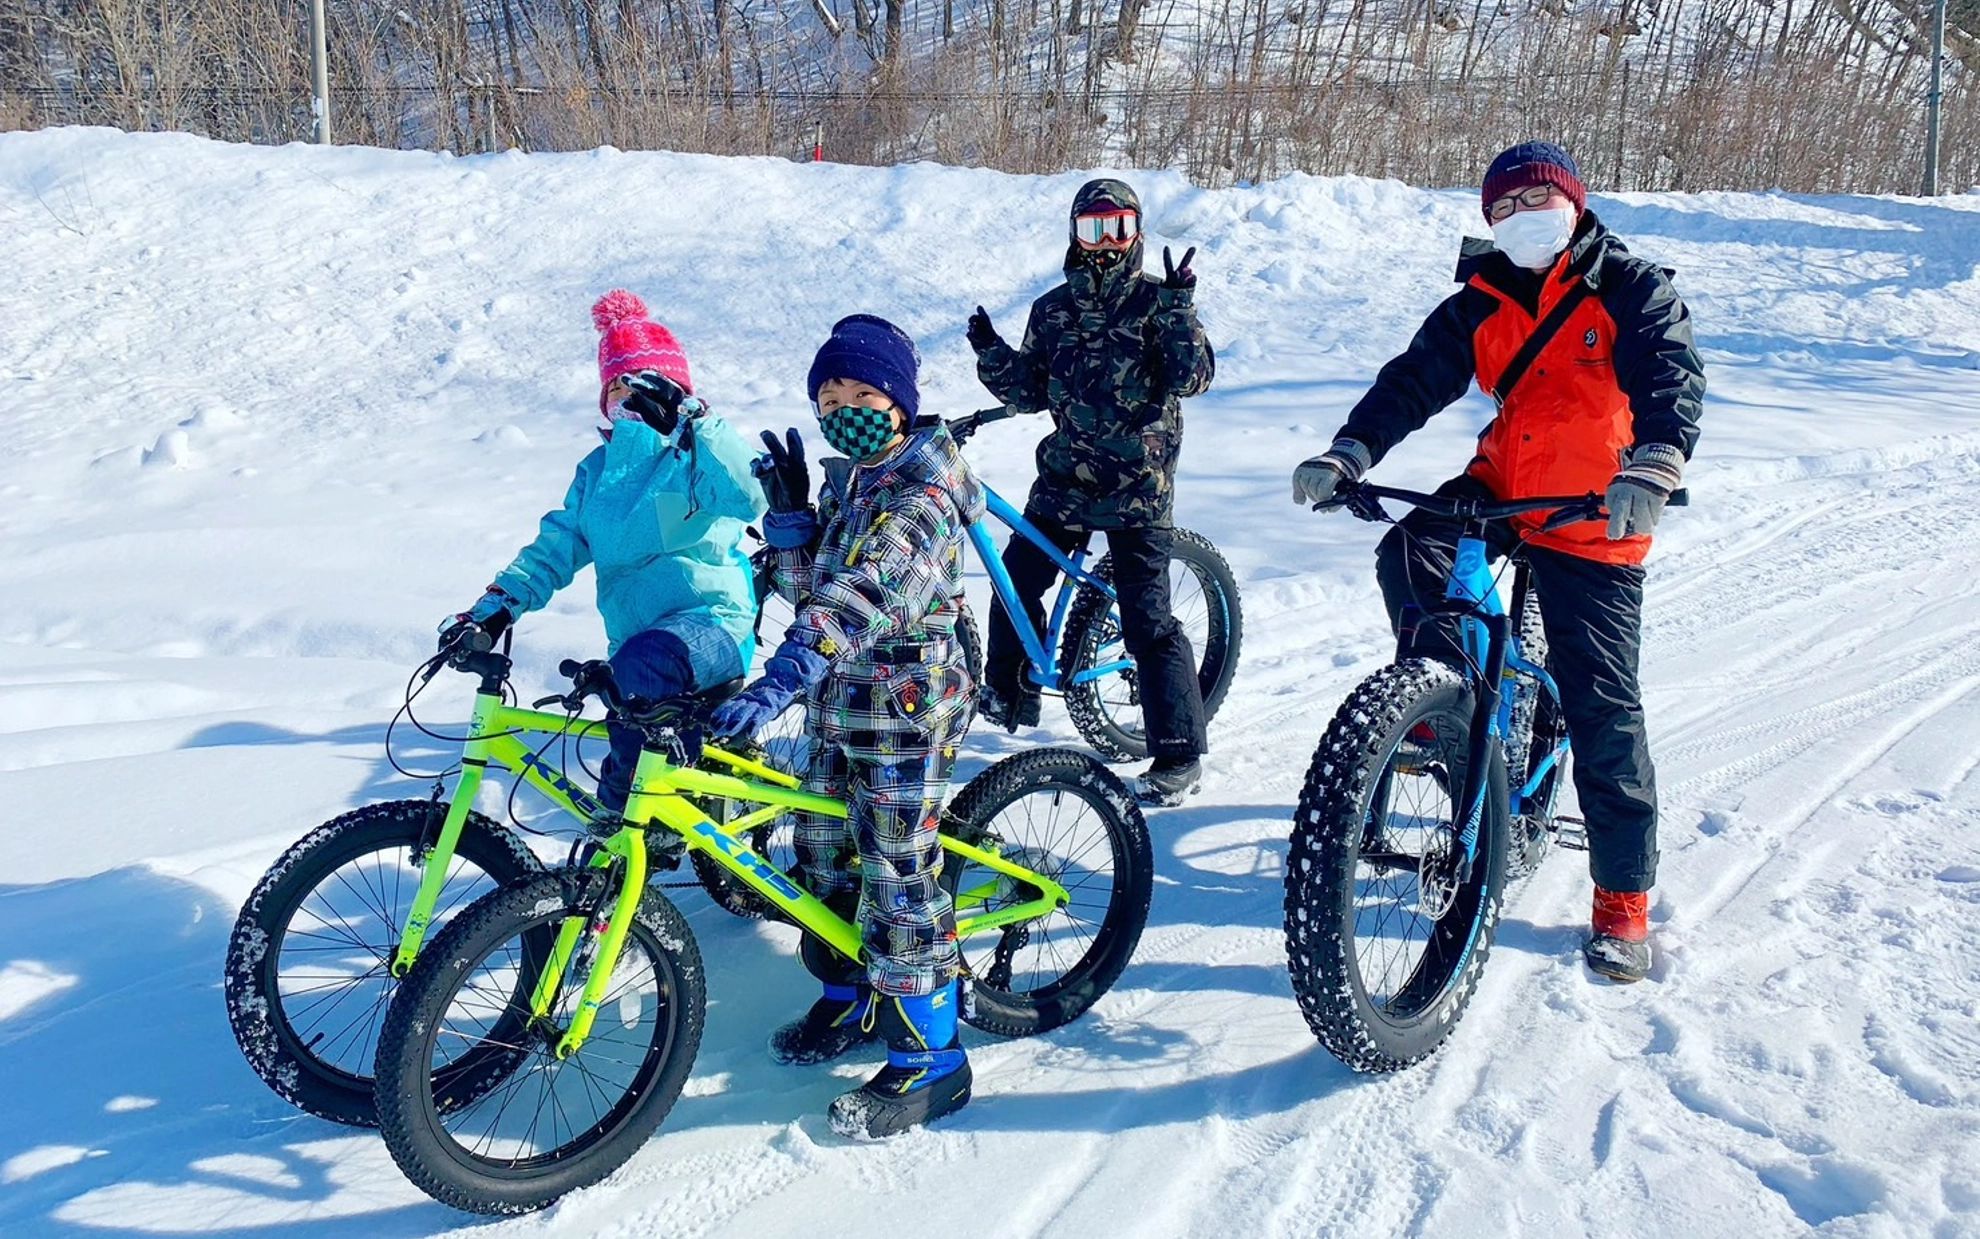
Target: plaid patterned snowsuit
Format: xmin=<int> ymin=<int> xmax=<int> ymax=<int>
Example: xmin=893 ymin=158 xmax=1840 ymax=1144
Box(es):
xmin=770 ymin=424 xmax=985 ymax=996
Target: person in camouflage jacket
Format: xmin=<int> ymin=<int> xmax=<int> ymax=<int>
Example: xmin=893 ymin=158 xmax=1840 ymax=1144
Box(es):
xmin=964 ymin=177 xmax=1217 ymax=803
xmin=708 ymin=314 xmax=984 ymax=1140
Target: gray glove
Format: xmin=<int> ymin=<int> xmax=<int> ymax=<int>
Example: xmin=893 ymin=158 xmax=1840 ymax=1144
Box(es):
xmin=1605 ymin=444 xmax=1685 ymax=539
xmin=1292 ymin=439 xmax=1373 ymax=506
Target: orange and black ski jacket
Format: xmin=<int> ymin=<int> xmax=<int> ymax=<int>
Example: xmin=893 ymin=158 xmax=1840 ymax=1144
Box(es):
xmin=1340 ymin=212 xmax=1705 ymax=564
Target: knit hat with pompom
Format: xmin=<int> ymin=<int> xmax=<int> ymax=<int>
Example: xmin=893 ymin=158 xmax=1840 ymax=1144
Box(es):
xmin=592 ymin=290 xmax=692 ymax=413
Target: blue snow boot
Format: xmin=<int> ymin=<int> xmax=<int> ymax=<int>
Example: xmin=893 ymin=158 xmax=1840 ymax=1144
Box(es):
xmin=827 ymin=981 xmax=973 ymax=1140
xmin=770 ymin=983 xmax=879 ymax=1066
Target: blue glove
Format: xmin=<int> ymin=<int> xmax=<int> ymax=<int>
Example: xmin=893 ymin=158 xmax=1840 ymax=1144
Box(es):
xmin=708 ymin=641 xmax=828 ymax=740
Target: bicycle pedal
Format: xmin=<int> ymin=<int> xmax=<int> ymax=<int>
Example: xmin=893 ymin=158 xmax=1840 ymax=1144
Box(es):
xmin=1552 ymin=815 xmax=1590 ymax=852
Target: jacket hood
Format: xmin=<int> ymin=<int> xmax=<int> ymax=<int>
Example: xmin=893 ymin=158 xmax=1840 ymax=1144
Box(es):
xmin=1063 ymin=177 xmax=1146 ymax=306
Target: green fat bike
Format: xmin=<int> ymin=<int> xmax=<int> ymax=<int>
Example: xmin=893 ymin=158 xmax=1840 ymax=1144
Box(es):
xmin=371 ymin=632 xmax=1151 ymax=1213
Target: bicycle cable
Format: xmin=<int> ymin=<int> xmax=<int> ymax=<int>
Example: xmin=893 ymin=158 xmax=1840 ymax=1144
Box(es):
xmin=383 ymin=649 xmax=526 ymax=781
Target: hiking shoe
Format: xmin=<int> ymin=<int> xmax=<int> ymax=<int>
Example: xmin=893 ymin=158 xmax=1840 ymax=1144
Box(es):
xmin=978 ymin=684 xmax=1041 ymax=733
xmin=770 ymin=984 xmax=879 ymax=1066
xmin=827 ymin=983 xmax=971 ymax=1140
xmin=1132 ymin=757 xmax=1202 ymax=807
xmin=1583 ymin=886 xmax=1652 ymax=983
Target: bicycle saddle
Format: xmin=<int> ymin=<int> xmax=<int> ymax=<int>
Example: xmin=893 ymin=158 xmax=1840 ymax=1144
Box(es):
xmin=692 ymin=677 xmax=746 ymax=708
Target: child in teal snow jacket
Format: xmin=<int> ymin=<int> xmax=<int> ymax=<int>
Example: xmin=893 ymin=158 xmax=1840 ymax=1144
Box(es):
xmin=441 ymin=290 xmax=768 ymax=812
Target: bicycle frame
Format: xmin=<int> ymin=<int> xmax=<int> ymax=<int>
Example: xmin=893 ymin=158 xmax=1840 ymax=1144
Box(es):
xmin=388 ymin=677 xmax=1072 ymax=1057
xmin=966 ymin=486 xmax=1132 ymax=692
xmin=1435 ymin=535 xmax=1571 ymax=863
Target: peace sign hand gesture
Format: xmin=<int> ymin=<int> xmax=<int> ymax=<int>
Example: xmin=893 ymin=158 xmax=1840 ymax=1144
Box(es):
xmin=754 ymin=428 xmax=812 ymax=514
xmin=1161 ymin=245 xmax=1197 ymax=291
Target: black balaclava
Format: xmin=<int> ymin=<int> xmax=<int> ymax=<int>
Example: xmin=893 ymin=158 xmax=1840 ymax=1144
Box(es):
xmin=1066 ymin=177 xmax=1144 ymax=309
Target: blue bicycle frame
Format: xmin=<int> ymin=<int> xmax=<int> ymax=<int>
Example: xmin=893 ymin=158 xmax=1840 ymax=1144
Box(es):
xmin=1445 ymin=535 xmax=1570 ymax=844
xmin=967 ymin=486 xmax=1133 ymax=692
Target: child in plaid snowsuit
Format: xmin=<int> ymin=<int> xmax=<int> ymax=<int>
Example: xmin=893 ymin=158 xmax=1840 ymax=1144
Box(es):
xmin=709 ymin=314 xmax=985 ymax=1139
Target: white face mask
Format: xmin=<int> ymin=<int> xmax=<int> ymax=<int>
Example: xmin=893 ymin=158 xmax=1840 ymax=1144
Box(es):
xmin=1491 ymin=205 xmax=1577 ymax=270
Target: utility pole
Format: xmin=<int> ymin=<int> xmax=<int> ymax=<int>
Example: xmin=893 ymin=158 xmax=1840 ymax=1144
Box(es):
xmin=309 ymin=0 xmax=332 ymax=143
xmin=1924 ymin=0 xmax=1945 ymax=194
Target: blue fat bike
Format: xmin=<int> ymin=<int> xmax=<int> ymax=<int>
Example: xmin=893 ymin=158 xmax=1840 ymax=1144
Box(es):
xmin=960 ymin=481 xmax=1243 ymax=761
xmin=1282 ymin=480 xmax=1682 ymax=1072
xmin=706 ymin=437 xmax=1240 ymax=915
xmin=746 ymin=438 xmax=1243 ymax=764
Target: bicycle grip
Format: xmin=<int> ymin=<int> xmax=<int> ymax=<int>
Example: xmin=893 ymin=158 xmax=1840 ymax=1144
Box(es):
xmin=1667 ymin=488 xmax=1689 ymax=508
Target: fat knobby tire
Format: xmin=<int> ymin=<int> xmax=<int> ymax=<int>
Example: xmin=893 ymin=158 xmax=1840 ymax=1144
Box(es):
xmin=223 ymin=800 xmax=538 ymax=1126
xmin=1283 ymin=659 xmax=1509 ymax=1072
xmin=373 ymin=876 xmax=707 ymax=1215
xmin=1060 ymin=528 xmax=1242 ymax=762
xmin=942 ymin=748 xmax=1153 ymax=1036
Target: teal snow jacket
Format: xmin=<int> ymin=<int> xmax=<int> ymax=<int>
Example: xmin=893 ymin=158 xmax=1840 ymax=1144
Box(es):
xmin=492 ymin=414 xmax=768 ymax=661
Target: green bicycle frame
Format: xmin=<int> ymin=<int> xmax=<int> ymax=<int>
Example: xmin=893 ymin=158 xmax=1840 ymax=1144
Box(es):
xmin=388 ymin=685 xmax=1072 ymax=1057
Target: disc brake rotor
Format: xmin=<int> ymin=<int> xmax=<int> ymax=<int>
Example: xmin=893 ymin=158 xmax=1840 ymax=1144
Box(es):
xmin=1417 ymin=832 xmax=1462 ymax=920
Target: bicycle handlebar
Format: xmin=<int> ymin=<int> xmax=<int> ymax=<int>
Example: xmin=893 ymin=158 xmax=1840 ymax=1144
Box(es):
xmin=1317 ymin=481 xmax=1689 ymax=527
xmin=548 ymin=658 xmax=696 ymax=730
xmin=947 ymin=404 xmax=1025 ymax=444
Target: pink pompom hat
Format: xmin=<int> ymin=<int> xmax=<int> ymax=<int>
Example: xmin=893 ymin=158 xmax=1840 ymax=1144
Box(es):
xmin=592 ymin=289 xmax=693 ymax=413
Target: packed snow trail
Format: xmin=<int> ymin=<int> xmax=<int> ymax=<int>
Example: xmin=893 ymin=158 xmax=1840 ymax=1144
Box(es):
xmin=1 ymin=131 xmax=1976 ymax=1237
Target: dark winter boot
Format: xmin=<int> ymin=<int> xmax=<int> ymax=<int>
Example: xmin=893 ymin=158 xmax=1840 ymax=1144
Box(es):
xmin=1131 ymin=756 xmax=1202 ymax=807
xmin=827 ymin=982 xmax=972 ymax=1140
xmin=1583 ymin=886 xmax=1652 ymax=983
xmin=978 ymin=683 xmax=1041 ymax=733
xmin=770 ymin=983 xmax=880 ymax=1066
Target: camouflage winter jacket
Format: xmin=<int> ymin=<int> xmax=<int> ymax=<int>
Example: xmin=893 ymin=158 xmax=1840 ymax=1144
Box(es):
xmin=974 ymin=189 xmax=1215 ymax=530
xmin=767 ymin=423 xmax=986 ymax=743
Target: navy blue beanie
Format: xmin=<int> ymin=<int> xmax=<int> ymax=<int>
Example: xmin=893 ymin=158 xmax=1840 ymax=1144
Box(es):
xmin=1482 ymin=142 xmax=1587 ymax=218
xmin=807 ymin=314 xmax=921 ymax=420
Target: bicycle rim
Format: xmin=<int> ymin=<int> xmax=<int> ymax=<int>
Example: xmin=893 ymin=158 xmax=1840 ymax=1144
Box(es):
xmin=1350 ymin=707 xmax=1490 ymax=1022
xmin=271 ymin=842 xmax=502 ymax=1085
xmin=419 ymin=910 xmax=682 ymax=1172
xmin=952 ymin=783 xmax=1122 ymax=1000
xmin=1086 ymin=554 xmax=1218 ymax=742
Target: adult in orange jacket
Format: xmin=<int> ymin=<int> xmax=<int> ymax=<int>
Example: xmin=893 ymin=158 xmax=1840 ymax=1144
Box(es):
xmin=1292 ymin=142 xmax=1705 ymax=983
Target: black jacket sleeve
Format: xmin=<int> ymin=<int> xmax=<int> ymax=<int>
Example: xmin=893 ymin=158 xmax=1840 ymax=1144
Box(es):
xmin=976 ymin=300 xmax=1051 ymax=412
xmin=1336 ymin=287 xmax=1491 ymax=465
xmin=1606 ymin=260 xmax=1706 ymax=458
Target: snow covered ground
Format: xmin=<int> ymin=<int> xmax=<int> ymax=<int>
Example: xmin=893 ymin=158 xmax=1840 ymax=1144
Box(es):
xmin=2 ymin=129 xmax=1977 ymax=1237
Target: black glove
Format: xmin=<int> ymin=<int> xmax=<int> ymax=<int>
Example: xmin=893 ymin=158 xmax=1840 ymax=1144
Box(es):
xmin=437 ymin=588 xmax=515 ymax=651
xmin=947 ymin=414 xmax=981 ymax=444
xmin=965 ymin=305 xmax=1002 ymax=352
xmin=622 ymin=370 xmax=698 ymax=437
xmin=753 ymin=428 xmax=811 ymax=515
xmin=1161 ymin=246 xmax=1197 ymax=291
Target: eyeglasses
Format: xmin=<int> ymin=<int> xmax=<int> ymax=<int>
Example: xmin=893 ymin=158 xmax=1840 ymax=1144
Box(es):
xmin=1486 ymin=184 xmax=1561 ymax=221
xmin=1073 ymin=210 xmax=1140 ymax=245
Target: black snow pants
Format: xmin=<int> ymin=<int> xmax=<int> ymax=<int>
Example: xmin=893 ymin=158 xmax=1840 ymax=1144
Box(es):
xmin=984 ymin=512 xmax=1208 ymax=760
xmin=1374 ymin=476 xmax=1659 ymax=892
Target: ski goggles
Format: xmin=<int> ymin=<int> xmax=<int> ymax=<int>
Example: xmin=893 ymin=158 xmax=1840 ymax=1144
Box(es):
xmin=1072 ymin=210 xmax=1140 ymax=246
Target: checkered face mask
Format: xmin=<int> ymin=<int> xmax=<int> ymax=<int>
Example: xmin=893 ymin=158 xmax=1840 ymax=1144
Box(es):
xmin=819 ymin=404 xmax=898 ymax=459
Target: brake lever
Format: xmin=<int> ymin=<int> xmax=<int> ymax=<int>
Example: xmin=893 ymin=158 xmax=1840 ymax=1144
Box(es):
xmin=1539 ymin=496 xmax=1605 ymax=533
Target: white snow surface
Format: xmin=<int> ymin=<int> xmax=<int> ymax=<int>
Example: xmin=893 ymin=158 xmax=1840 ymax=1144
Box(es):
xmin=3 ymin=129 xmax=1979 ymax=1237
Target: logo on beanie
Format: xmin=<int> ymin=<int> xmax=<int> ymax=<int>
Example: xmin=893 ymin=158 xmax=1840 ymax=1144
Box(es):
xmin=1584 ymin=328 xmax=1598 ymax=348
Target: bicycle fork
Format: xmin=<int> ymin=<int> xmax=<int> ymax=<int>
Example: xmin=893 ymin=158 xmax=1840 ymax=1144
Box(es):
xmin=530 ymin=829 xmax=649 ymax=1060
